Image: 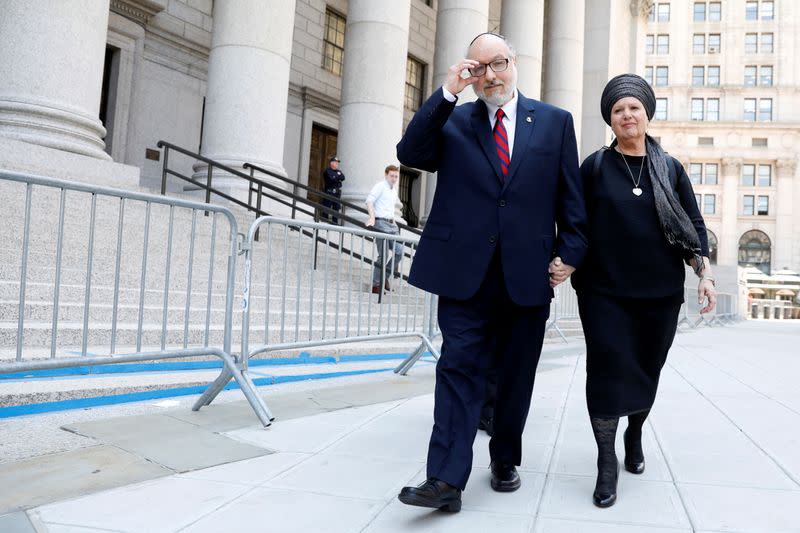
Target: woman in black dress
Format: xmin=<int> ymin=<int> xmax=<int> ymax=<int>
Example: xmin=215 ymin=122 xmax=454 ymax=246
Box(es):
xmin=571 ymin=74 xmax=717 ymax=508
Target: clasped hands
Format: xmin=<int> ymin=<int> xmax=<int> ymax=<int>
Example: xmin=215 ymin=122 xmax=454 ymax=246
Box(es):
xmin=548 ymin=257 xmax=575 ymax=288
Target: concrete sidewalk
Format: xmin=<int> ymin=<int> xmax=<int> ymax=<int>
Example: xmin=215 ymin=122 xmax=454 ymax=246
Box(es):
xmin=7 ymin=320 xmax=800 ymax=532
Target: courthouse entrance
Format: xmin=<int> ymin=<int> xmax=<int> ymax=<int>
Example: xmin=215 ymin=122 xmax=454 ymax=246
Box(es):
xmin=308 ymin=124 xmax=338 ymax=212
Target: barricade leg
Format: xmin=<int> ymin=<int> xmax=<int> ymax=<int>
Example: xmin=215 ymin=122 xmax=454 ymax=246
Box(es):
xmin=193 ymin=366 xmax=234 ymax=409
xmin=394 ymin=335 xmax=440 ymax=375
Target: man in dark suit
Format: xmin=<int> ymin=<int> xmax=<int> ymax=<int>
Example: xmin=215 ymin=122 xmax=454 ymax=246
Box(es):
xmin=397 ymin=33 xmax=587 ymax=512
xmin=321 ymin=156 xmax=345 ymax=224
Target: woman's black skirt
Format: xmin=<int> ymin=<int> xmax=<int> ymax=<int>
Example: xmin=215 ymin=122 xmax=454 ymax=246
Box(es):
xmin=578 ymin=290 xmax=682 ymax=418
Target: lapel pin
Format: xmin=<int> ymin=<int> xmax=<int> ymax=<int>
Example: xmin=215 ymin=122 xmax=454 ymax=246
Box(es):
xmin=526 ymin=117 xmax=532 ymax=123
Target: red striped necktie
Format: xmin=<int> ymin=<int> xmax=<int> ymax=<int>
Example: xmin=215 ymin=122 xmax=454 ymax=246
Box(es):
xmin=493 ymin=108 xmax=510 ymax=183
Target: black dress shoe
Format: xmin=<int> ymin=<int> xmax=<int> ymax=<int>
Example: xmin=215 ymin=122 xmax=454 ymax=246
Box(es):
xmin=490 ymin=461 xmax=521 ymax=492
xmin=398 ymin=478 xmax=462 ymax=512
xmin=623 ymin=428 xmax=645 ymax=474
xmin=478 ymin=416 xmax=494 ymax=437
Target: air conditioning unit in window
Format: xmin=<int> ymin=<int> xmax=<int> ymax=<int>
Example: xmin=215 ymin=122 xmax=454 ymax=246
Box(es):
xmin=708 ymin=45 xmax=719 ymax=53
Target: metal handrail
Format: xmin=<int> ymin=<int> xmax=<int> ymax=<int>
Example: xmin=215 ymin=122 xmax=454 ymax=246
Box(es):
xmin=243 ymin=162 xmax=422 ymax=236
xmin=156 ymin=140 xmax=422 ymax=236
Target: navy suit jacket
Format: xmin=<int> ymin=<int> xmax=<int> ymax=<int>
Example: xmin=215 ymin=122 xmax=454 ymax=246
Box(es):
xmin=397 ymin=88 xmax=588 ymax=306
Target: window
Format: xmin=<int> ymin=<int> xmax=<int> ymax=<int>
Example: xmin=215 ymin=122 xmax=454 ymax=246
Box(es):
xmin=738 ymin=230 xmax=771 ymax=273
xmin=709 ymin=2 xmax=721 ymax=20
xmin=644 ymin=66 xmax=654 ymax=85
xmin=707 ymin=230 xmax=718 ymax=264
xmin=704 ymin=194 xmax=716 ymax=214
xmin=693 ymin=34 xmax=705 ymax=53
xmin=752 ymin=137 xmax=768 ymax=147
xmin=745 ymin=33 xmax=758 ymax=53
xmin=692 ymin=66 xmax=705 ymax=86
xmin=691 ymin=98 xmax=705 ymax=120
xmin=655 ymin=66 xmax=669 ymax=86
xmin=698 ymin=136 xmax=714 ymax=146
xmin=758 ymin=164 xmax=771 ymax=186
xmin=744 ymin=65 xmax=757 ymax=86
xmin=742 ymin=164 xmax=756 ymax=186
xmin=761 ymin=1 xmax=774 ymax=20
xmin=655 ymin=98 xmax=668 ymax=120
xmin=759 ymin=98 xmax=772 ymax=121
xmin=757 ymin=195 xmax=769 ymax=215
xmin=744 ymin=98 xmax=757 ymax=121
xmin=690 ymin=163 xmax=703 ymax=184
xmin=746 ymin=1 xmax=758 ymax=20
xmin=646 ymin=34 xmax=654 ymax=54
xmin=743 ymin=195 xmax=755 ymax=215
xmin=405 ymin=56 xmax=425 ymax=112
xmin=695 ymin=193 xmax=702 ymax=209
xmin=706 ymin=163 xmax=718 ymax=185
xmin=708 ymin=66 xmax=720 ymax=85
xmin=760 ymin=65 xmax=773 ymax=86
xmin=658 ymin=3 xmax=671 ymax=21
xmin=707 ymin=98 xmax=719 ymax=121
xmin=708 ymin=34 xmax=721 ymax=53
xmin=694 ymin=2 xmax=706 ymax=21
xmin=761 ymin=33 xmax=773 ymax=53
xmin=657 ymin=34 xmax=670 ymax=54
xmin=323 ymin=9 xmax=346 ymax=76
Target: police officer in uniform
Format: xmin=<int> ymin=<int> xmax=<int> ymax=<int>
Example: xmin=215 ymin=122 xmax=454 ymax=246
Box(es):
xmin=321 ymin=156 xmax=345 ymax=224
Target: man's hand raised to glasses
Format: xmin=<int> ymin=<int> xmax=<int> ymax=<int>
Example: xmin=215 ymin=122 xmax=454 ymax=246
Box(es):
xmin=444 ymin=59 xmax=481 ymax=96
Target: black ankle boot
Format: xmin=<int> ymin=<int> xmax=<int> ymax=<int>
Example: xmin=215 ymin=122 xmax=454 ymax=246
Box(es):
xmin=590 ymin=417 xmax=619 ymax=508
xmin=624 ymin=427 xmax=645 ymax=474
xmin=624 ymin=410 xmax=649 ymax=474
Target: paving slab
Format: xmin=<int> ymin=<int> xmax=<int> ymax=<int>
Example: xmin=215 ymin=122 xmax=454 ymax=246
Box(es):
xmin=0 ymin=511 xmax=36 ymax=533
xmin=62 ymin=413 xmax=268 ymax=472
xmin=0 ymin=445 xmax=170 ymax=514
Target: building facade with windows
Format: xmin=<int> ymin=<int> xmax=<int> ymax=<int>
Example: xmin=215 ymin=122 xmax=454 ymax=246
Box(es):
xmin=642 ymin=0 xmax=800 ymax=274
xmin=0 ymin=0 xmax=797 ymax=272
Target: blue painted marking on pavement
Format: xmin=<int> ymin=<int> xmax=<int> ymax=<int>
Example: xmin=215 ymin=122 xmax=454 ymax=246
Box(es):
xmin=0 ymin=366 xmax=411 ymax=419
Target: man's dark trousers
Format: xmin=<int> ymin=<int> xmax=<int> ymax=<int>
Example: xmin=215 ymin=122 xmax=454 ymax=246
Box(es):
xmin=428 ymin=250 xmax=548 ymax=490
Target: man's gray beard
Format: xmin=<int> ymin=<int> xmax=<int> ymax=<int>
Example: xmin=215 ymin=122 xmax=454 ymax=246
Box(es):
xmin=479 ymin=87 xmax=513 ymax=106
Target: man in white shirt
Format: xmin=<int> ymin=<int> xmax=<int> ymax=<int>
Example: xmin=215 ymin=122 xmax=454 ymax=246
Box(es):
xmin=366 ymin=164 xmax=404 ymax=294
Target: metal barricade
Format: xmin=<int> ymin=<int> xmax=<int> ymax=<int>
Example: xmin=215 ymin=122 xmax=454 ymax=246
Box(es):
xmin=193 ymin=217 xmax=441 ymax=421
xmin=545 ymin=279 xmax=580 ymax=342
xmin=0 ymin=170 xmax=271 ymax=425
xmin=677 ymin=286 xmax=739 ymax=329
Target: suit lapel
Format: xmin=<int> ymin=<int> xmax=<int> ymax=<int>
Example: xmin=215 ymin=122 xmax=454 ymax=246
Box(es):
xmin=470 ymin=100 xmax=504 ymax=183
xmin=503 ymin=93 xmax=536 ymax=190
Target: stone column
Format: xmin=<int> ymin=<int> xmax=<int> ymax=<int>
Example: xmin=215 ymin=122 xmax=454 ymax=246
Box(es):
xmin=500 ymin=0 xmax=544 ymax=98
xmin=774 ymin=158 xmax=797 ymax=269
xmin=337 ymin=0 xmax=411 ymax=212
xmin=195 ymin=0 xmax=296 ymax=197
xmin=720 ymin=158 xmax=742 ymax=266
xmin=420 ymin=0 xmax=489 ymax=224
xmin=543 ymin=0 xmax=585 ymax=145
xmin=0 ymin=0 xmax=111 ymax=159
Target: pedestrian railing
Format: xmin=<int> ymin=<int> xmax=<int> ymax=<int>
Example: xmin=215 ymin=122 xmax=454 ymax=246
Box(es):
xmin=545 ymin=280 xmax=580 ymax=342
xmin=193 ymin=217 xmax=440 ymax=418
xmin=677 ymin=287 xmax=739 ymax=328
xmin=0 ymin=170 xmax=272 ymax=426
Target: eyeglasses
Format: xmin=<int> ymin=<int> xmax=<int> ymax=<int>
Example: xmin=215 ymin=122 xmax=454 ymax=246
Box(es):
xmin=468 ymin=58 xmax=510 ymax=77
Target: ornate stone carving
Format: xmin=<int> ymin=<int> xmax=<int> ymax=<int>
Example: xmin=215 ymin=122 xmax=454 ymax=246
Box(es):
xmin=722 ymin=157 xmax=742 ymax=175
xmin=110 ymin=0 xmax=167 ymax=25
xmin=631 ymin=0 xmax=655 ymax=18
xmin=776 ymin=158 xmax=798 ymax=176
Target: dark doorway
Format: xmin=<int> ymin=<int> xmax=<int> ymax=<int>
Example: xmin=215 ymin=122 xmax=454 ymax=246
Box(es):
xmin=100 ymin=45 xmax=120 ymax=157
xmin=399 ymin=167 xmax=420 ymax=227
xmin=308 ymin=124 xmax=339 ymax=210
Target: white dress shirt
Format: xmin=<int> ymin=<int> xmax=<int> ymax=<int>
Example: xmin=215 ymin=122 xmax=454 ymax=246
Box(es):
xmin=441 ymin=86 xmax=518 ymax=159
xmin=366 ymin=179 xmax=400 ymax=220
